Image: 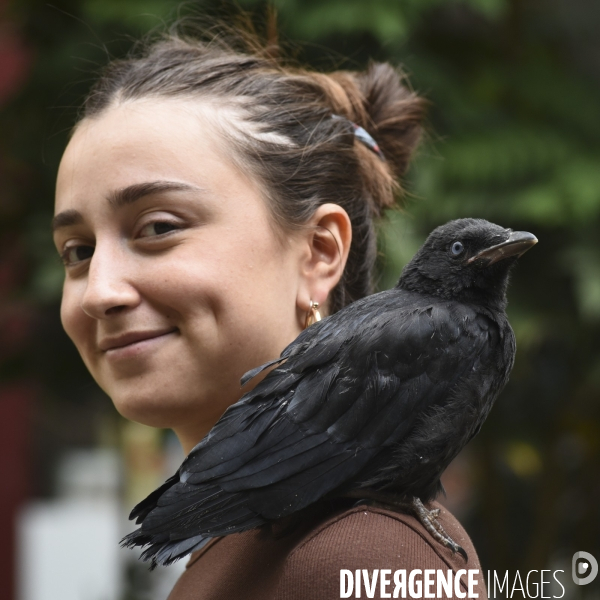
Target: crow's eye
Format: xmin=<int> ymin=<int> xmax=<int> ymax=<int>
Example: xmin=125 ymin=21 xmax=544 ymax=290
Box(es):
xmin=451 ymin=241 xmax=464 ymax=256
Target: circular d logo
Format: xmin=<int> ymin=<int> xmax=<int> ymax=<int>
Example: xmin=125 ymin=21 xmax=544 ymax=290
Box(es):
xmin=572 ymin=551 xmax=598 ymax=585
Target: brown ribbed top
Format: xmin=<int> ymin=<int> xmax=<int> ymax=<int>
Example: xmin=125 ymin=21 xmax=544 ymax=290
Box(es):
xmin=168 ymin=501 xmax=487 ymax=600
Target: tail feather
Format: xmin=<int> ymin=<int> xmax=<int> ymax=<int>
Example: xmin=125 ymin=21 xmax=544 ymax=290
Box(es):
xmin=129 ymin=473 xmax=180 ymax=523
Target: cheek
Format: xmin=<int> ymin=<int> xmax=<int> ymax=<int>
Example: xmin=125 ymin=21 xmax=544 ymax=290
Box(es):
xmin=215 ymin=240 xmax=301 ymax=345
xmin=60 ymin=285 xmax=82 ymax=343
xmin=163 ymin=231 xmax=299 ymax=353
xmin=174 ymin=225 xmax=294 ymax=306
xmin=217 ymin=246 xmax=296 ymax=327
xmin=60 ymin=283 xmax=95 ymax=360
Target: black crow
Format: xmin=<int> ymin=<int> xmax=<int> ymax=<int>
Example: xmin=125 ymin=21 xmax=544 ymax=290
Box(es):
xmin=123 ymin=218 xmax=537 ymax=566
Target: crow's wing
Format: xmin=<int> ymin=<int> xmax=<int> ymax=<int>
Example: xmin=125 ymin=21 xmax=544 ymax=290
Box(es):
xmin=124 ymin=293 xmax=499 ymax=565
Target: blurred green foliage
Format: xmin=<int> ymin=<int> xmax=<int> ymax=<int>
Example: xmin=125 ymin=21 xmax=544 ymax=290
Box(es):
xmin=2 ymin=0 xmax=599 ymax=581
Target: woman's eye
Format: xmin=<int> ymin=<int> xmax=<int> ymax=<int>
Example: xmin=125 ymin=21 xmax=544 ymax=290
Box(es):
xmin=451 ymin=241 xmax=464 ymax=256
xmin=62 ymin=245 xmax=94 ymax=265
xmin=138 ymin=221 xmax=180 ymax=238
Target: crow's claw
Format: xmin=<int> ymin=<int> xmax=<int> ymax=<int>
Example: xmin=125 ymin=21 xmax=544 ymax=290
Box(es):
xmin=411 ymin=497 xmax=468 ymax=561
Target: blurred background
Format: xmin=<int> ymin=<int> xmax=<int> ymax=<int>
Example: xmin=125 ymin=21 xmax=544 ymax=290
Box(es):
xmin=1 ymin=0 xmax=599 ymax=598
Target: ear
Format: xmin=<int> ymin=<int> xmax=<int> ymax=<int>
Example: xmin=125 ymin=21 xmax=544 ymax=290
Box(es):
xmin=296 ymin=203 xmax=352 ymax=321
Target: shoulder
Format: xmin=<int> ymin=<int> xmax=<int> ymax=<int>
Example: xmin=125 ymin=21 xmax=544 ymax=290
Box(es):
xmin=168 ymin=501 xmax=487 ymax=600
xmin=275 ymin=502 xmax=485 ymax=599
xmin=286 ymin=501 xmax=478 ymax=567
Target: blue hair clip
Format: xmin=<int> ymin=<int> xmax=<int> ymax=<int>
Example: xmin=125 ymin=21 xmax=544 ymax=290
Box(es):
xmin=331 ymin=114 xmax=385 ymax=161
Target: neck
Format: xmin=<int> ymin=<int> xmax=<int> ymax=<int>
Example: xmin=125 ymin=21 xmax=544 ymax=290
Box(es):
xmin=398 ymin=264 xmax=508 ymax=312
xmin=174 ymin=422 xmax=214 ymax=456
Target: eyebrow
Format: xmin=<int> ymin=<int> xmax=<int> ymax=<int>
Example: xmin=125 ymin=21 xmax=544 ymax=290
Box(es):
xmin=107 ymin=180 xmax=201 ymax=208
xmin=52 ymin=180 xmax=203 ymax=232
xmin=51 ymin=209 xmax=83 ymax=231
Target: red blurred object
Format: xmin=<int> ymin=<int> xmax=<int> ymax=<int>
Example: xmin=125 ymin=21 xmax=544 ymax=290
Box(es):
xmin=0 ymin=304 xmax=33 ymax=361
xmin=0 ymin=20 xmax=34 ymax=106
xmin=0 ymin=234 xmax=33 ymax=361
xmin=0 ymin=383 xmax=33 ymax=600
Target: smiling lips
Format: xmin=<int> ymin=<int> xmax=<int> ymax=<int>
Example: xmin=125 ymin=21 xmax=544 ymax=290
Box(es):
xmin=99 ymin=328 xmax=178 ymax=353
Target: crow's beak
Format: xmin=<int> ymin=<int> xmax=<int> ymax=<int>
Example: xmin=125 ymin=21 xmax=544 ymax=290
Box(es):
xmin=468 ymin=231 xmax=538 ymax=265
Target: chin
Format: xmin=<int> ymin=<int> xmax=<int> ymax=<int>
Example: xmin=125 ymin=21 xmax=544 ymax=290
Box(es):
xmin=108 ymin=382 xmax=233 ymax=435
xmin=106 ymin=383 xmax=189 ymax=429
xmin=114 ymin=401 xmax=175 ymax=429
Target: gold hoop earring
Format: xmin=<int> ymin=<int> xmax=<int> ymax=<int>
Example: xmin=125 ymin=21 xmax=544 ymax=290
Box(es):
xmin=304 ymin=301 xmax=322 ymax=329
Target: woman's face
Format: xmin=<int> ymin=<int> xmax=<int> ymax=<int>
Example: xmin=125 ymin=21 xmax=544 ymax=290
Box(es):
xmin=54 ymin=98 xmax=308 ymax=450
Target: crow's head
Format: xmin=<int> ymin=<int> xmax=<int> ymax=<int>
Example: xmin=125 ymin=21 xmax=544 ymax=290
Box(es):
xmin=398 ymin=218 xmax=537 ymax=309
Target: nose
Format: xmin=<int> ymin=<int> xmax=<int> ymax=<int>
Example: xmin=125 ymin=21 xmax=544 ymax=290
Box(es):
xmin=80 ymin=244 xmax=141 ymax=319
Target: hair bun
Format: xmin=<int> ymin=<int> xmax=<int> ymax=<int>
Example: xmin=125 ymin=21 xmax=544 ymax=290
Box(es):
xmin=325 ymin=63 xmax=426 ymax=215
xmin=356 ymin=63 xmax=425 ymax=176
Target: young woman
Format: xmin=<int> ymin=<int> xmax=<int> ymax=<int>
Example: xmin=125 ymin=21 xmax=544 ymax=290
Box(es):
xmin=53 ymin=27 xmax=487 ymax=599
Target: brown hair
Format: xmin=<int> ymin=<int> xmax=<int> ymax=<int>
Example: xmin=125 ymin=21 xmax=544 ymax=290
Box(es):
xmin=80 ymin=27 xmax=426 ymax=313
